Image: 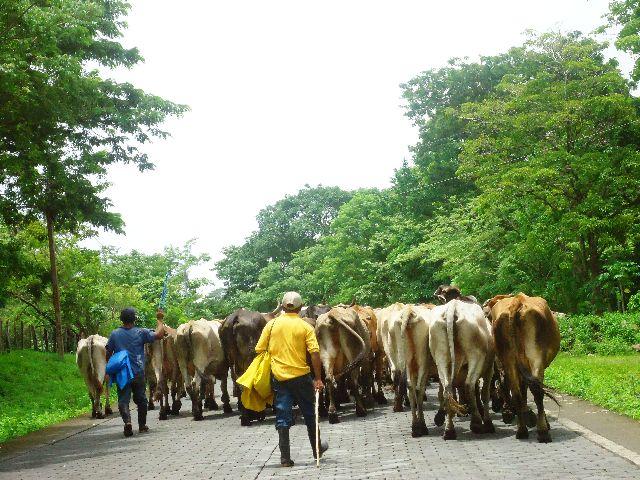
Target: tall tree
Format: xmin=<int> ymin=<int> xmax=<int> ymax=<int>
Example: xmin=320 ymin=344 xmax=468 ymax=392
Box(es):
xmin=0 ymin=1 xmax=187 ymax=357
xmin=608 ymin=0 xmax=640 ymax=80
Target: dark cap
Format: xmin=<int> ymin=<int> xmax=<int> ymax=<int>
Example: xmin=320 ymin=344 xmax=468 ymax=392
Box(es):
xmin=120 ymin=308 xmax=137 ymax=324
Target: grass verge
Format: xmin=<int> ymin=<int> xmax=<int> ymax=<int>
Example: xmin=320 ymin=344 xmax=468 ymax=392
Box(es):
xmin=0 ymin=350 xmax=104 ymax=443
xmin=545 ymin=353 xmax=640 ymax=420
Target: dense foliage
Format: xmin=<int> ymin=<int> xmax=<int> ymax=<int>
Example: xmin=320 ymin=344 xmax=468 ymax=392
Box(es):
xmin=0 ymin=0 xmax=187 ymax=356
xmin=212 ymin=31 xmax=640 ymax=315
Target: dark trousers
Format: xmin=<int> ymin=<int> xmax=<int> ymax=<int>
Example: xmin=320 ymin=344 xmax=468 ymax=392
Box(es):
xmin=117 ymin=374 xmax=148 ymax=427
xmin=271 ymin=374 xmax=315 ymax=429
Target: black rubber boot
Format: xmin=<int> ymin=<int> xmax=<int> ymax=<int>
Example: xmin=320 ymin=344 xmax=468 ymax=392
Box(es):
xmin=307 ymin=425 xmax=329 ymax=459
xmin=278 ymin=428 xmax=294 ymax=467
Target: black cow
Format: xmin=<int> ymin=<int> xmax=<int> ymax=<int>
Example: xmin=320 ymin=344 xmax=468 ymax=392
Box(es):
xmin=219 ymin=308 xmax=267 ymax=426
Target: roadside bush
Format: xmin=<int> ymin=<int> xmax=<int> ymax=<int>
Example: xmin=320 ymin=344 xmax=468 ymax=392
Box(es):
xmin=559 ymin=313 xmax=640 ymax=355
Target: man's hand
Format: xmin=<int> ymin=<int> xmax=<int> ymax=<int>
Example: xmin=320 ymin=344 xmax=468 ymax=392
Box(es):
xmin=313 ymin=378 xmax=324 ymax=391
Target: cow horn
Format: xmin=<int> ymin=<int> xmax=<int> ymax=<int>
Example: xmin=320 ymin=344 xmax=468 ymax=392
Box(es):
xmin=269 ymin=303 xmax=283 ymax=316
xmin=349 ymin=297 xmax=356 ymax=307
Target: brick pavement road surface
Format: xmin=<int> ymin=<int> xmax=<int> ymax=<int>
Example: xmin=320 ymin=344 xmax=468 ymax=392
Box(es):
xmin=1 ymin=383 xmax=639 ymax=480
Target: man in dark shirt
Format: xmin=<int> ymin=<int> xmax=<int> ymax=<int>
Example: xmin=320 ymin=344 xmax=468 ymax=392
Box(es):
xmin=106 ymin=308 xmax=165 ymax=437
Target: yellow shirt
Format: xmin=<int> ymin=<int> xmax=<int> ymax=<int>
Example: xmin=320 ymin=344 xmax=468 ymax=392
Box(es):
xmin=255 ymin=312 xmax=320 ymax=381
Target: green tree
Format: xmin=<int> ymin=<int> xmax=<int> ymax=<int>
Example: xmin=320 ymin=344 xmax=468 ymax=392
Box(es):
xmin=216 ymin=185 xmax=352 ymax=297
xmin=0 ymin=1 xmax=187 ymax=357
xmin=608 ymin=0 xmax=640 ymax=80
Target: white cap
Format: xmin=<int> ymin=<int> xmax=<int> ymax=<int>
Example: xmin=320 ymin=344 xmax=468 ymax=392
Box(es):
xmin=282 ymin=291 xmax=303 ymax=311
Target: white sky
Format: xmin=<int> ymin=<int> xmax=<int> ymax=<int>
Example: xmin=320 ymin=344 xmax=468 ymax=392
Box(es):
xmin=89 ymin=0 xmax=620 ymax=281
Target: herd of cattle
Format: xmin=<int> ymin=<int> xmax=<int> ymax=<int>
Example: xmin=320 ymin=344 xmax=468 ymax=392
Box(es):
xmin=76 ymin=285 xmax=561 ymax=443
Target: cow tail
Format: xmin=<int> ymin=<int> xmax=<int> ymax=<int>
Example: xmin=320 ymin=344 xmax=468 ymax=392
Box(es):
xmin=334 ymin=315 xmax=367 ymax=381
xmin=509 ymin=298 xmax=559 ymax=406
xmin=397 ymin=308 xmax=412 ymax=374
xmin=187 ymin=322 xmax=193 ymax=360
xmin=444 ymin=302 xmax=466 ymax=414
xmin=445 ymin=302 xmax=456 ymax=390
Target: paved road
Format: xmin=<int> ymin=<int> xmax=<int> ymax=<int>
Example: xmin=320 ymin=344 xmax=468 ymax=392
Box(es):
xmin=1 ymin=385 xmax=639 ymax=480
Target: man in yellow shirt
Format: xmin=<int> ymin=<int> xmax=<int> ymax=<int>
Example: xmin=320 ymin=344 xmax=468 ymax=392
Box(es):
xmin=255 ymin=291 xmax=328 ymax=467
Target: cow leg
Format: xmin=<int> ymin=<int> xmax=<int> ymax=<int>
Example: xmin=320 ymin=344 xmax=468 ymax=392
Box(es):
xmin=531 ymin=368 xmax=552 ymax=443
xmin=506 ymin=363 xmax=528 ymax=439
xmin=104 ymin=379 xmax=113 ymax=415
xmin=392 ymin=370 xmax=404 ymax=412
xmin=480 ymin=371 xmax=495 ymax=433
xmin=415 ymin=368 xmax=429 ymax=436
xmin=327 ymin=378 xmax=340 ymax=424
xmin=95 ymin=382 xmax=105 ymax=419
xmin=147 ymin=377 xmax=156 ymax=411
xmin=374 ymin=352 xmax=387 ymax=405
xmin=218 ymin=370 xmax=233 ymax=414
xmin=350 ymin=370 xmax=367 ymax=417
xmin=89 ymin=392 xmax=97 ymax=418
xmin=434 ymin=383 xmax=446 ymax=427
xmin=490 ymin=371 xmax=503 ymax=413
xmin=466 ymin=381 xmax=483 ymax=434
xmin=158 ymin=376 xmax=168 ymax=420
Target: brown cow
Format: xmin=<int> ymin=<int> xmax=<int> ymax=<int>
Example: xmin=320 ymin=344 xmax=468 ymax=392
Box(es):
xmin=315 ymin=307 xmax=371 ymax=423
xmin=489 ymin=293 xmax=560 ymax=443
xmin=352 ymin=305 xmax=387 ymax=406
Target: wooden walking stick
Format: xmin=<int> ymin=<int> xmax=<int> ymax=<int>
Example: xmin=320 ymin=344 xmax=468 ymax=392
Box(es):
xmin=315 ymin=388 xmax=320 ymax=468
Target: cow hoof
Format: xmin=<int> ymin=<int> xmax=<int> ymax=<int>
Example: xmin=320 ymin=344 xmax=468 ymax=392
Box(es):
xmin=470 ymin=421 xmax=484 ymax=434
xmin=537 ymin=431 xmax=552 ymax=443
xmin=148 ymin=403 xmax=155 ymax=411
xmin=412 ymin=422 xmax=428 ymax=437
xmin=403 ymin=397 xmax=410 ymax=407
xmin=443 ymin=429 xmax=456 ymax=440
xmin=222 ymin=403 xmax=233 ymax=414
xmin=502 ymin=410 xmax=515 ymax=424
xmin=328 ymin=412 xmax=340 ymax=424
xmin=483 ymin=422 xmax=496 ymax=434
xmin=434 ymin=409 xmax=445 ymax=427
xmin=364 ymin=397 xmax=376 ymax=409
xmin=319 ymin=408 xmax=328 ymax=418
xmin=393 ymin=404 xmax=404 ymax=413
xmin=526 ymin=409 xmax=537 ymax=428
xmin=159 ymin=411 xmax=168 ymax=421
xmin=376 ymin=395 xmax=388 ymax=405
xmin=211 ymin=401 xmax=219 ymax=411
xmin=516 ymin=428 xmax=529 ymax=439
xmin=105 ymin=407 xmax=113 ymax=415
xmin=355 ymin=408 xmax=367 ymax=418
xmin=491 ymin=397 xmax=503 ymax=413
xmin=240 ymin=416 xmax=251 ymax=427
xmin=95 ymin=412 xmax=104 ymax=420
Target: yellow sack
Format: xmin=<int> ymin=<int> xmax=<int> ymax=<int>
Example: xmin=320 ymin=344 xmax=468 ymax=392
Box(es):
xmin=237 ymin=350 xmax=273 ymax=412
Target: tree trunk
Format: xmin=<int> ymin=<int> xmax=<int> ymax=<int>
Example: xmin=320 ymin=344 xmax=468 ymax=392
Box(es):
xmin=12 ymin=321 xmax=17 ymax=349
xmin=0 ymin=319 xmax=4 ymax=353
xmin=46 ymin=210 xmax=64 ymax=359
xmin=19 ymin=321 xmax=24 ymax=349
xmin=5 ymin=321 xmax=10 ymax=351
xmin=43 ymin=328 xmax=49 ymax=352
xmin=31 ymin=325 xmax=38 ymax=351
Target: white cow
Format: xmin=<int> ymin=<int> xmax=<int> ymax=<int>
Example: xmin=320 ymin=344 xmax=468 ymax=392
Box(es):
xmin=429 ymin=299 xmax=495 ymax=440
xmin=398 ymin=304 xmax=436 ymax=437
xmin=175 ymin=319 xmax=230 ymax=420
xmin=375 ymin=303 xmax=407 ymax=413
xmin=76 ymin=335 xmax=112 ymax=419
